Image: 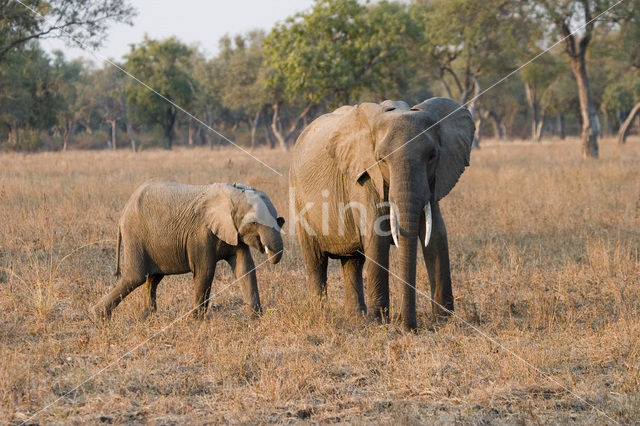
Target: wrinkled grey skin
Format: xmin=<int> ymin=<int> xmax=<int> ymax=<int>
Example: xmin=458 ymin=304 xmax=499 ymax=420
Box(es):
xmin=290 ymin=98 xmax=474 ymax=330
xmin=93 ymin=179 xmax=285 ymax=320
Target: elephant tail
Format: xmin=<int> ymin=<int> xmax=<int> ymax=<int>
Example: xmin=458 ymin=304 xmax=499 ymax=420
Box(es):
xmin=115 ymin=227 xmax=122 ymax=277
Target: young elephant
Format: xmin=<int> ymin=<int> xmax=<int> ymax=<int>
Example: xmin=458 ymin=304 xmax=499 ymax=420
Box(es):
xmin=93 ymin=179 xmax=285 ymax=320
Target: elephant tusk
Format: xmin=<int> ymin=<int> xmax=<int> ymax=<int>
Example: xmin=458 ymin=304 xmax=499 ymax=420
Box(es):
xmin=424 ymin=203 xmax=432 ymax=247
xmin=265 ymin=246 xmax=270 ymax=255
xmin=390 ymin=205 xmax=400 ymax=247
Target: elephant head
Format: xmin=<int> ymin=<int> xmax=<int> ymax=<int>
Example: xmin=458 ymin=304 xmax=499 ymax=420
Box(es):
xmin=330 ymin=97 xmax=474 ymax=329
xmin=205 ymin=183 xmax=285 ymax=264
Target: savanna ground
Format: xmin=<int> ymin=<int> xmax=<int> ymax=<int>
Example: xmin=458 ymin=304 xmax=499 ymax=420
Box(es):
xmin=0 ymin=137 xmax=639 ymax=424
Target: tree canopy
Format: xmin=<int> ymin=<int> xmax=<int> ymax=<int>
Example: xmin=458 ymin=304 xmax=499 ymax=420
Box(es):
xmin=1 ymin=0 xmax=640 ymax=153
xmin=124 ymin=36 xmax=195 ymax=149
xmin=0 ymin=0 xmax=135 ymax=59
xmin=264 ymin=0 xmax=418 ymax=108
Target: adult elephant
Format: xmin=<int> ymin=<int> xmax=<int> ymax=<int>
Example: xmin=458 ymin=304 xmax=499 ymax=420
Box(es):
xmin=290 ymin=98 xmax=474 ymax=330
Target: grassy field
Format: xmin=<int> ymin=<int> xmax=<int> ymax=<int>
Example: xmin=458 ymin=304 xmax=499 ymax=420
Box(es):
xmin=1 ymin=137 xmax=639 ymax=424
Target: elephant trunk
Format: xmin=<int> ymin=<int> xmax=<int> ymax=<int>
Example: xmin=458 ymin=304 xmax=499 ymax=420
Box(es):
xmin=260 ymin=226 xmax=283 ymax=264
xmin=389 ymin=161 xmax=430 ymax=331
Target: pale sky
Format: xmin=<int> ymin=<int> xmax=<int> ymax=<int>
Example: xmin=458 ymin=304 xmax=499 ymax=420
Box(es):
xmin=41 ymin=0 xmax=316 ymax=62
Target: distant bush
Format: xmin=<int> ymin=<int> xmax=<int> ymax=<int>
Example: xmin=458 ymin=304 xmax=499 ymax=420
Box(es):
xmin=1 ymin=128 xmax=44 ymax=152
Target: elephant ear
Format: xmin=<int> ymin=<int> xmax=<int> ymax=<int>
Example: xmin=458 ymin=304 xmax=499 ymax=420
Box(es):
xmin=204 ymin=184 xmax=238 ymax=246
xmin=327 ymin=103 xmax=385 ymax=196
xmin=412 ymin=97 xmax=475 ymax=201
xmin=238 ymin=189 xmax=282 ymax=231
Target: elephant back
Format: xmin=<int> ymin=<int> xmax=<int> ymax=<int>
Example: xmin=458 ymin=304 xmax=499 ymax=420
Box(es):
xmin=291 ymin=103 xmax=387 ymax=199
xmin=291 ymin=109 xmax=350 ymax=184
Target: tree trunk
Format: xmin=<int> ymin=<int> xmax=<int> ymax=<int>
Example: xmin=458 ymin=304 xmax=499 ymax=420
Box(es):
xmin=439 ymin=73 xmax=454 ymax=99
xmin=250 ymin=108 xmax=261 ymax=149
xmin=473 ymin=118 xmax=482 ymax=148
xmin=569 ymin=54 xmax=599 ymax=157
xmin=600 ymin=103 xmax=611 ymax=137
xmin=556 ymin=115 xmax=566 ymax=140
xmin=80 ymin=121 xmax=93 ymax=135
xmin=303 ymin=110 xmax=311 ymax=127
xmin=558 ymin=4 xmax=598 ymax=157
xmin=8 ymin=127 xmax=18 ymax=146
xmin=193 ymin=121 xmax=203 ymax=146
xmin=62 ymin=123 xmax=71 ymax=151
xmin=119 ymin=86 xmax=137 ymax=152
xmin=188 ymin=117 xmax=194 ymax=146
xmin=164 ymin=108 xmax=176 ymax=149
xmin=469 ymin=76 xmax=481 ymax=149
xmin=617 ymin=101 xmax=640 ymax=144
xmin=271 ymin=104 xmax=288 ymax=151
xmin=203 ymin=111 xmax=214 ymax=148
xmin=615 ymin=110 xmax=623 ymax=127
xmin=535 ymin=115 xmax=544 ymax=141
xmin=271 ymin=103 xmax=312 ymax=151
xmin=524 ymin=81 xmax=541 ymax=141
xmin=285 ymin=104 xmax=312 ymax=144
xmin=488 ymin=111 xmax=504 ymax=140
xmin=108 ymin=119 xmax=117 ymax=150
xmin=264 ymin=121 xmax=275 ymax=149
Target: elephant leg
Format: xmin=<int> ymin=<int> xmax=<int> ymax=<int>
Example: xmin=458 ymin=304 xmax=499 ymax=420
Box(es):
xmin=364 ymin=238 xmax=390 ymax=323
xmin=297 ymin=229 xmax=328 ymax=298
xmin=141 ymin=274 xmax=163 ymax=319
xmin=309 ymin=254 xmax=328 ymax=298
xmin=341 ymin=255 xmax=366 ymax=316
xmin=420 ymin=202 xmax=454 ymax=319
xmin=228 ymin=246 xmax=262 ymax=315
xmin=193 ymin=267 xmax=215 ymax=319
xmin=93 ymin=271 xmax=146 ymax=320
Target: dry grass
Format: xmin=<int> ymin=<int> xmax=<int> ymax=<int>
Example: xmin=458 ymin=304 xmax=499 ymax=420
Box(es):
xmin=0 ymin=137 xmax=639 ymax=424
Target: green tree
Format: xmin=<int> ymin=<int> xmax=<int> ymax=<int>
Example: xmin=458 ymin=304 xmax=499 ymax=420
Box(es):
xmin=50 ymin=52 xmax=83 ymax=150
xmin=521 ymin=54 xmax=563 ymax=140
xmin=604 ymin=74 xmax=640 ymax=143
xmin=412 ymin=0 xmax=535 ymax=146
xmin=78 ymin=63 xmax=138 ymax=150
xmin=477 ymin=75 xmax=526 ymax=140
xmin=533 ymin=0 xmax=639 ymax=157
xmin=216 ymin=31 xmax=270 ymax=149
xmin=264 ymin=0 xmax=417 ymax=147
xmin=124 ymin=36 xmax=195 ymax=149
xmin=0 ymin=0 xmax=135 ymax=59
xmin=539 ymin=70 xmax=579 ymax=139
xmin=0 ymin=43 xmax=57 ymax=149
xmin=73 ymin=64 xmax=100 ymax=136
xmin=355 ymin=1 xmax=427 ymax=103
xmin=599 ymin=3 xmax=640 ymax=143
xmin=190 ymin=51 xmax=226 ymax=147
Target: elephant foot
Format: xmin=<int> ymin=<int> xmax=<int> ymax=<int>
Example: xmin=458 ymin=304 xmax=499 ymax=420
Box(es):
xmin=345 ymin=305 xmax=367 ymax=320
xmin=433 ymin=312 xmax=452 ymax=325
xmin=92 ymin=304 xmax=111 ymax=322
xmin=366 ymin=306 xmax=390 ymax=325
xmin=140 ymin=307 xmax=156 ymax=320
xmin=247 ymin=303 xmax=263 ymax=319
xmin=397 ymin=313 xmax=417 ymax=332
xmin=192 ymin=308 xmax=208 ymax=320
xmin=312 ymin=293 xmax=329 ymax=309
xmin=432 ymin=301 xmax=454 ymax=321
xmin=402 ymin=321 xmax=418 ymax=332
